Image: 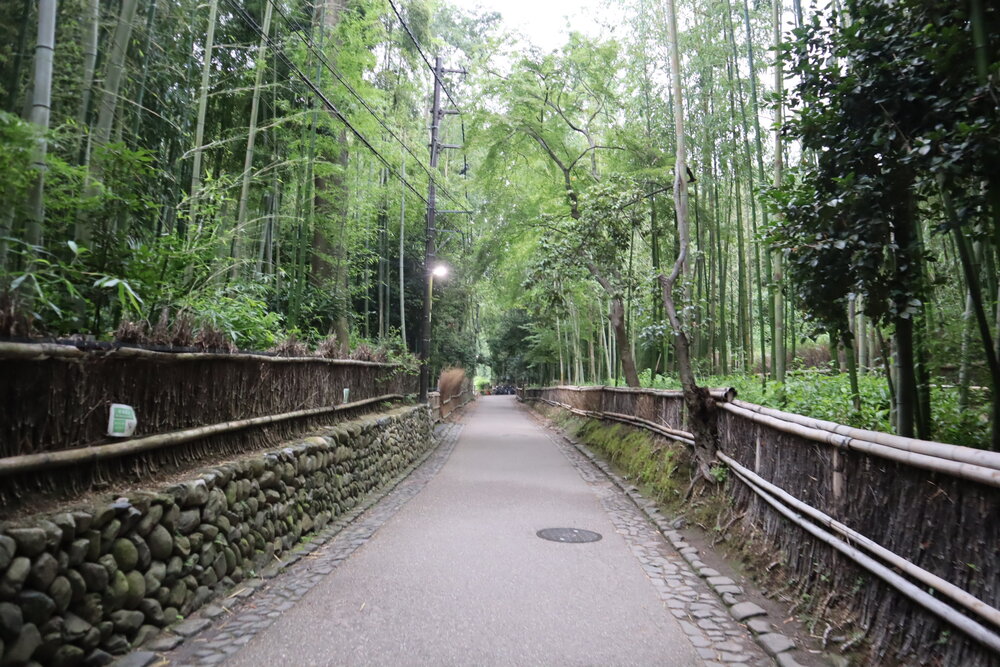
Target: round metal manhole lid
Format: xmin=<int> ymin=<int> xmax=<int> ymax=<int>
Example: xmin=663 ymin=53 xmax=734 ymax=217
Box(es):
xmin=536 ymin=527 xmax=603 ymax=543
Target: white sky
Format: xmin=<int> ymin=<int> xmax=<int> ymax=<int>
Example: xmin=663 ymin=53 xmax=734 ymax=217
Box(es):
xmin=446 ymin=0 xmax=612 ymax=52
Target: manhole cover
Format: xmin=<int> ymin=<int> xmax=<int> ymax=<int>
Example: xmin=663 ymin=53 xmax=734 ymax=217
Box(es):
xmin=536 ymin=527 xmax=602 ymax=543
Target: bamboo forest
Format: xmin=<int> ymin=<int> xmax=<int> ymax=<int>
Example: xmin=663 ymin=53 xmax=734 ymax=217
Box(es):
xmin=1 ymin=0 xmax=998 ymax=451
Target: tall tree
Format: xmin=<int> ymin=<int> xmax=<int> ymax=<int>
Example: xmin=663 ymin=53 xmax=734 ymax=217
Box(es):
xmin=659 ymin=0 xmax=718 ymax=477
xmin=310 ymin=0 xmax=351 ymax=348
xmin=233 ymin=0 xmax=275 ymax=277
xmin=483 ymin=38 xmax=643 ymax=386
xmin=189 ymin=0 xmax=219 ymax=224
xmin=771 ymin=0 xmax=786 ymax=383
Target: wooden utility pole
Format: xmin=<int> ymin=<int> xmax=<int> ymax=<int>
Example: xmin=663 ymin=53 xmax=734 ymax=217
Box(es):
xmin=419 ymin=57 xmax=444 ymax=403
xmin=419 ymin=56 xmax=463 ymax=402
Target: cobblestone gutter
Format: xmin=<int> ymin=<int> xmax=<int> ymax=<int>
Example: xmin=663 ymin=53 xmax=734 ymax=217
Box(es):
xmin=0 ymin=404 xmax=431 ymax=666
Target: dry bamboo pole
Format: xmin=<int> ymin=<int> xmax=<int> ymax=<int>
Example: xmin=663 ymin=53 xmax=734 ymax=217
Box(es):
xmin=602 ymin=411 xmax=695 ymax=444
xmin=0 ymin=394 xmax=406 ymax=477
xmin=723 ymin=456 xmax=1000 ymax=654
xmin=717 ymin=451 xmax=1000 ymax=632
xmin=719 ymin=402 xmax=1000 ymax=487
xmin=0 ymin=342 xmax=402 ymax=368
xmin=553 ymin=385 xmax=735 ymax=402
xmin=730 ymin=399 xmax=1000 ymax=471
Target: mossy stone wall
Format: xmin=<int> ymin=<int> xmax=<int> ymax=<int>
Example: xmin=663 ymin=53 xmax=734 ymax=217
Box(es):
xmin=0 ymin=405 xmax=431 ymax=666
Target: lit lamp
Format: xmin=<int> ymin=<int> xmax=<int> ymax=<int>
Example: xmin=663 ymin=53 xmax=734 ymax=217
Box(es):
xmin=429 ymin=264 xmax=449 ymax=324
xmin=419 ymin=262 xmax=449 ymax=402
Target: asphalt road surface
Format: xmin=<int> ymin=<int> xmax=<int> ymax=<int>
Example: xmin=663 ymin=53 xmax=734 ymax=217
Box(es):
xmin=226 ymin=395 xmax=702 ymax=666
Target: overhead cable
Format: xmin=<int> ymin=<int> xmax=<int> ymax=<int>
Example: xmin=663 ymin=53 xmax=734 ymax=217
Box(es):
xmin=385 ymin=0 xmax=461 ymax=110
xmin=223 ymin=0 xmax=429 ymax=205
xmin=264 ymin=0 xmax=465 ymax=209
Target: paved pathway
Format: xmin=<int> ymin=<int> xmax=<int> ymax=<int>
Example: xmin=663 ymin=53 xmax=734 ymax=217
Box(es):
xmin=156 ymin=396 xmax=771 ymax=666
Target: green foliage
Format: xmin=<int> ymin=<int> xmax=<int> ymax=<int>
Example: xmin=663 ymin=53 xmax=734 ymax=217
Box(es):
xmin=178 ymin=283 xmax=284 ymax=350
xmin=0 ymin=111 xmax=34 ymax=201
xmin=637 ymin=367 xmax=990 ymax=447
xmin=486 ymin=308 xmax=537 ymax=383
xmin=772 ymin=0 xmax=1000 ymax=328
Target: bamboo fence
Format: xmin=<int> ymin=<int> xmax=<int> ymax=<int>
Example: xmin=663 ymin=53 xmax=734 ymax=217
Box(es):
xmin=521 ymin=385 xmax=1000 ymax=666
xmin=0 ymin=342 xmax=417 ymax=509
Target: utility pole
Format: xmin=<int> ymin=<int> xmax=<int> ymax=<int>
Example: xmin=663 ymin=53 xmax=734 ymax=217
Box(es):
xmin=418 ymin=57 xmax=443 ymax=403
xmin=419 ymin=57 xmax=463 ymax=402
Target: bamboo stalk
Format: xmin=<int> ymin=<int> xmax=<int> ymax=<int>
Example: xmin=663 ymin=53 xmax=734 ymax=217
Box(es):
xmin=0 ymin=342 xmax=403 ymax=368
xmin=0 ymin=394 xmax=406 ymax=477
xmin=717 ymin=451 xmax=1000 ymax=632
xmin=719 ymin=402 xmax=1000 ymax=487
xmin=730 ymin=399 xmax=1000 ymax=471
xmin=725 ymin=458 xmax=1000 ymax=654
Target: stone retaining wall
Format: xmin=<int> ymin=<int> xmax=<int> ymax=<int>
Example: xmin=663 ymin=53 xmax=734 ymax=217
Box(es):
xmin=0 ymin=405 xmax=431 ymax=666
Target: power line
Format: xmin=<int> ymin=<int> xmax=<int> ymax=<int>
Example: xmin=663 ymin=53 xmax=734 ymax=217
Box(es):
xmin=264 ymin=0 xmax=467 ymax=209
xmin=223 ymin=0 xmax=429 ymax=205
xmin=385 ymin=0 xmax=461 ymax=110
xmin=383 ymin=0 xmax=472 ymax=210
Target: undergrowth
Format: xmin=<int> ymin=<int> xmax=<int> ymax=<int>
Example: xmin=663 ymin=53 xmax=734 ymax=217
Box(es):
xmin=628 ymin=368 xmax=991 ymax=449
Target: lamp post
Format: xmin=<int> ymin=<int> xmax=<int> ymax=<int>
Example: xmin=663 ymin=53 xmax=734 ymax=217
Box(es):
xmin=419 ymin=263 xmax=449 ymax=402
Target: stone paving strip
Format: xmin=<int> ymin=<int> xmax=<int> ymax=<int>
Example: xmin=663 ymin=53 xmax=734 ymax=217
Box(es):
xmin=531 ymin=409 xmax=811 ymax=667
xmin=113 ymin=422 xmax=464 ymax=667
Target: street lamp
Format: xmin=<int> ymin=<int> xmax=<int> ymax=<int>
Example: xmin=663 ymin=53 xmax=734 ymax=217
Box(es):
xmin=419 ymin=262 xmax=449 ymax=402
xmin=429 ymin=264 xmax=449 ymax=324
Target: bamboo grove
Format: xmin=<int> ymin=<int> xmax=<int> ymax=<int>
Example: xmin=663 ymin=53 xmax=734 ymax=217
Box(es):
xmin=475 ymin=0 xmax=1000 ymax=450
xmin=1 ymin=0 xmax=998 ymax=450
xmin=0 ymin=0 xmax=488 ymax=377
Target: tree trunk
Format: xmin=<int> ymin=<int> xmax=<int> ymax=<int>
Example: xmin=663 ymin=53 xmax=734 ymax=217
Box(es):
xmin=660 ymin=0 xmax=717 ymax=479
xmin=609 ymin=296 xmax=640 ymax=387
xmin=556 ymin=316 xmax=565 ymax=384
xmin=772 ymin=0 xmax=786 ymax=382
xmin=893 ymin=189 xmax=919 ymax=438
xmin=399 ymin=157 xmax=407 ymax=346
xmin=189 ymin=0 xmax=219 ymax=226
xmin=311 ymin=0 xmax=350 ymax=350
xmin=127 ymin=0 xmax=159 ymax=147
xmin=588 ymin=332 xmax=596 ymax=383
xmin=5 ymin=0 xmax=32 ymax=114
xmin=857 ymin=296 xmax=868 ymax=374
xmin=842 ymin=329 xmax=861 ymax=414
xmin=75 ymin=0 xmax=99 ymax=159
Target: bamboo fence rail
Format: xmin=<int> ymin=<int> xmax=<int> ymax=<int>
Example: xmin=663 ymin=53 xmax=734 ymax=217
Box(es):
xmin=0 ymin=394 xmax=404 ymax=477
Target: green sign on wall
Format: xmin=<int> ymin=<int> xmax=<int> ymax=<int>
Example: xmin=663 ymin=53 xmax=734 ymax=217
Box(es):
xmin=107 ymin=403 xmax=138 ymax=437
